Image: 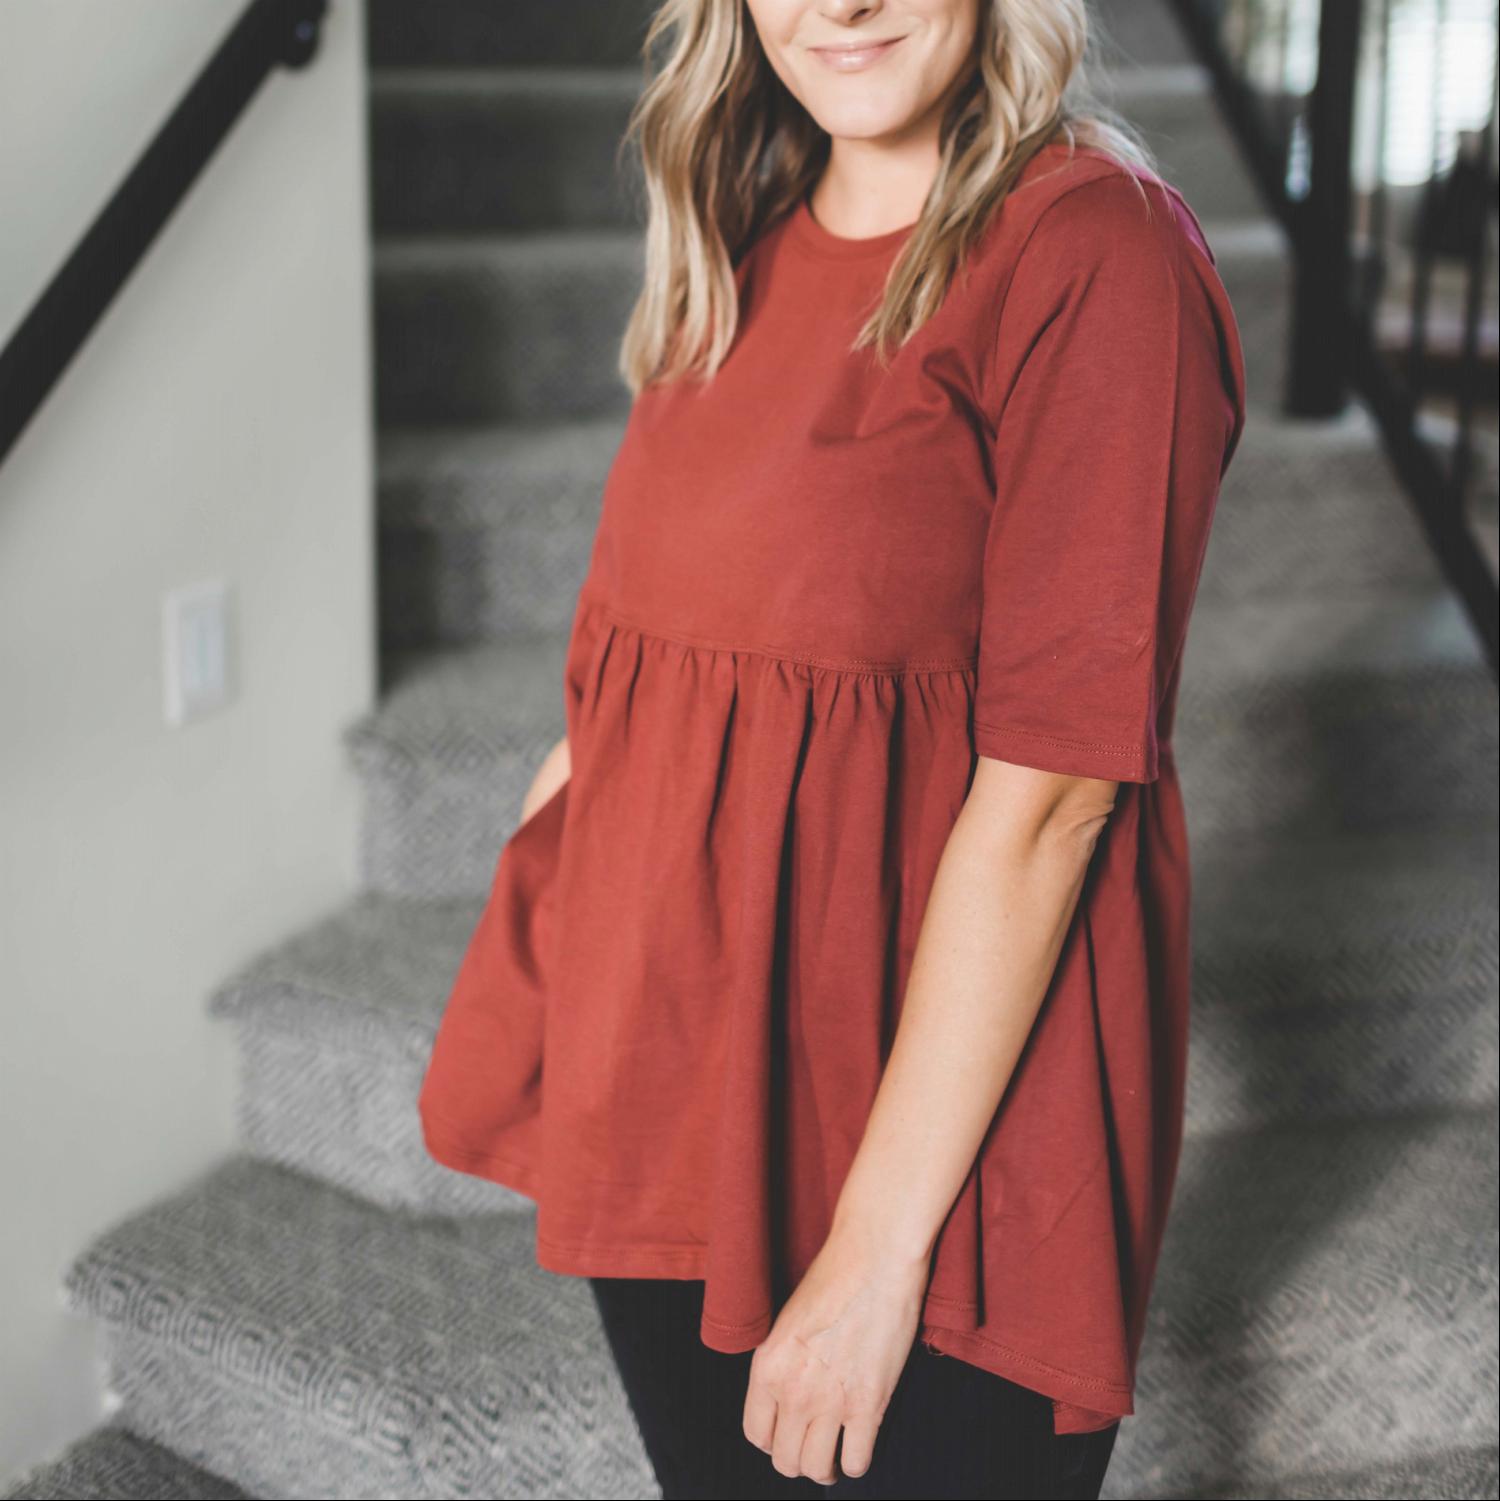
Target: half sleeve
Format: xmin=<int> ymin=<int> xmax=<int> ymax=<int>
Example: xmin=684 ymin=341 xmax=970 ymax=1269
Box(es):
xmin=972 ymin=170 xmax=1246 ymax=783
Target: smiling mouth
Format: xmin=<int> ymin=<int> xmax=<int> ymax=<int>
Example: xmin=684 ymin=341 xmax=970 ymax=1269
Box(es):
xmin=809 ymin=35 xmax=907 ymax=71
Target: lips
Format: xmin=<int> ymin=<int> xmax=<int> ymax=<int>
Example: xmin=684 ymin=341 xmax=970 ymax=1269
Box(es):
xmin=809 ymin=35 xmax=906 ymax=72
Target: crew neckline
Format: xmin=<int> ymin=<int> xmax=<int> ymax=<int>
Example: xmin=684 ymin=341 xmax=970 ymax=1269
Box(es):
xmin=784 ymin=189 xmax=919 ymax=262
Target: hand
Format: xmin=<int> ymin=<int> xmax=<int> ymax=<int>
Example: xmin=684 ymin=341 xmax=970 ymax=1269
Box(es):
xmin=741 ymin=1221 xmax=931 ymax=1485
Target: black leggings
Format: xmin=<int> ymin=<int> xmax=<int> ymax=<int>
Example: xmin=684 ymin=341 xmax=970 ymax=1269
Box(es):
xmin=588 ymin=1276 xmax=1120 ymax=1500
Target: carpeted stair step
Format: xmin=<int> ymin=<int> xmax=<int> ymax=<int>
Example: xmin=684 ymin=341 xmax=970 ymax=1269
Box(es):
xmin=347 ymin=632 xmax=571 ymax=901
xmin=1177 ymin=588 xmax=1497 ymax=842
xmin=366 ymin=65 xmax=1252 ymax=240
xmin=367 ymin=0 xmax=660 ymax=69
xmin=371 ymin=70 xmax=644 ymax=236
xmin=1198 ymin=403 xmax=1456 ymax=606
xmin=369 ymin=230 xmax=1287 ymax=655
xmin=347 ymin=584 xmax=1496 ymax=902
xmin=208 ymin=816 xmax=1495 ymax=1218
xmin=1101 ymin=1107 xmax=1499 ymax=1498
xmin=372 ymin=400 xmax=1439 ymax=658
xmin=365 ymin=0 xmax=1196 ymax=76
xmin=1093 ymin=0 xmax=1198 ymax=68
xmin=59 ymin=1119 xmax=1495 ymax=1501
xmin=1207 ymin=220 xmax=1293 ymax=411
xmin=1185 ymin=822 xmax=1498 ymax=1136
xmin=61 ymin=1156 xmax=655 ymax=1501
xmin=374 ymin=232 xmax=642 ymax=427
xmin=369 ymin=217 xmax=1277 ymax=441
xmin=0 ymin=1426 xmax=247 ymax=1501
xmin=208 ymin=890 xmax=505 ymax=1216
xmin=1100 ymin=65 xmax=1267 ymax=223
xmin=363 ymin=0 xmax=1207 ymax=75
xmin=1192 ymin=1441 xmax=1499 ymax=1500
xmin=378 ymin=417 xmax=622 ymax=648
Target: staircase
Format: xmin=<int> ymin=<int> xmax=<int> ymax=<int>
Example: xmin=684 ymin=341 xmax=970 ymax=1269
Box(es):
xmin=6 ymin=1 xmax=1497 ymax=1497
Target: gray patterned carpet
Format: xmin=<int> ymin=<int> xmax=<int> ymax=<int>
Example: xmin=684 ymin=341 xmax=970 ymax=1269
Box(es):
xmin=6 ymin=0 xmax=1497 ymax=1497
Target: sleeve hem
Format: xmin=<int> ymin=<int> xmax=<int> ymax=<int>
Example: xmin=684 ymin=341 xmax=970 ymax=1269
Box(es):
xmin=972 ymin=720 xmax=1158 ymax=783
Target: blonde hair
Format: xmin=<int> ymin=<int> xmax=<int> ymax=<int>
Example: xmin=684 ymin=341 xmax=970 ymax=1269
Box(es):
xmin=615 ymin=0 xmax=1160 ymax=394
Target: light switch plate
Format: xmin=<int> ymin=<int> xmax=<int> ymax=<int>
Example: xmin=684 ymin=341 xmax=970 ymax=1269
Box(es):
xmin=163 ymin=578 xmax=234 ymax=726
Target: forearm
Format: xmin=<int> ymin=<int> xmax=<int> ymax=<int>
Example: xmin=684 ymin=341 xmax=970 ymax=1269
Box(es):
xmin=829 ymin=760 xmax=1113 ymax=1269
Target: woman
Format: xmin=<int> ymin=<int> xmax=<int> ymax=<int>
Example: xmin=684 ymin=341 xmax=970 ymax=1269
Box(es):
xmin=417 ymin=0 xmax=1247 ymax=1495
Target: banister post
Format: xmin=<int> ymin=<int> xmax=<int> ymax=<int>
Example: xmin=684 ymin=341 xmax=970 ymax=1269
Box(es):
xmin=1287 ymin=0 xmax=1362 ymax=417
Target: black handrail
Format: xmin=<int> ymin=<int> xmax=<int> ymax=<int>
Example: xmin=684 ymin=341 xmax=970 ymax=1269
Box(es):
xmin=0 ymin=0 xmax=329 ymax=468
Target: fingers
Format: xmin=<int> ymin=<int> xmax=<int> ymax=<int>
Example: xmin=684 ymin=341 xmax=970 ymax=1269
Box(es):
xmin=837 ymin=1410 xmax=882 ymax=1478
xmin=770 ymin=1396 xmax=806 ymax=1479
xmin=745 ymin=1338 xmax=891 ymax=1483
xmin=799 ymin=1414 xmax=843 ymax=1486
xmin=742 ymin=1366 xmax=778 ymax=1455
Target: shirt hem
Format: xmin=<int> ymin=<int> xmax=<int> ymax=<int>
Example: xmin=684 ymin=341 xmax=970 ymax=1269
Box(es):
xmin=422 ymin=1112 xmax=713 ymax=1274
xmin=972 ymin=719 xmax=1162 ymax=783
xmin=421 ymin=1109 xmax=543 ymax=1198
xmin=917 ymin=1324 xmax=1133 ymax=1434
xmin=420 ymin=1112 xmax=1136 ymax=1436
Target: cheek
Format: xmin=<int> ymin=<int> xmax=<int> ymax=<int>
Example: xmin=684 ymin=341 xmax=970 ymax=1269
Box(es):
xmin=745 ymin=5 xmax=809 ymax=91
xmin=745 ymin=0 xmax=805 ymax=53
xmin=921 ymin=0 xmax=979 ymax=31
xmin=915 ymin=0 xmax=980 ymax=73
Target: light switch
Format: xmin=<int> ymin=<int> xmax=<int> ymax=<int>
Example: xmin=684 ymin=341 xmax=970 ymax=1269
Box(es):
xmin=163 ymin=579 xmax=233 ymax=726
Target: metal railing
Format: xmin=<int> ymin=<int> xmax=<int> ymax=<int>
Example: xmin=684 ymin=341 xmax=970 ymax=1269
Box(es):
xmin=1169 ymin=0 xmax=1499 ymax=671
xmin=0 ymin=0 xmax=329 ymax=468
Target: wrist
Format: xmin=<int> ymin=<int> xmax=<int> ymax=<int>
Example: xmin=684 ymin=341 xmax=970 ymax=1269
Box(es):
xmin=827 ymin=1188 xmax=939 ymax=1278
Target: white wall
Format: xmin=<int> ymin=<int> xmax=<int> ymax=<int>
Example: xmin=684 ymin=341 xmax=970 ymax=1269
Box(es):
xmin=0 ymin=1 xmax=249 ymax=346
xmin=0 ymin=0 xmax=374 ymax=1478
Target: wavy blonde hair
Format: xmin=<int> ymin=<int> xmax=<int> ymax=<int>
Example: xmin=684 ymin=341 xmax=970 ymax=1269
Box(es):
xmin=615 ymin=0 xmax=1160 ymax=393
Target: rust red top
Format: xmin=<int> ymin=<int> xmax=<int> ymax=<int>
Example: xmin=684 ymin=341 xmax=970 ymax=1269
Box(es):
xmin=417 ymin=141 xmax=1248 ymax=1434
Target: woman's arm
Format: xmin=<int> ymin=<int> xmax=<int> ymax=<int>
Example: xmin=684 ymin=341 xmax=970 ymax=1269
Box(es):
xmin=518 ymin=733 xmax=571 ymax=824
xmin=741 ymin=753 xmax=1119 ymax=1484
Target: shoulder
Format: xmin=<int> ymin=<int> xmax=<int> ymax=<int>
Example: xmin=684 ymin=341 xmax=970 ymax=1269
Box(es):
xmin=949 ymin=145 xmax=1215 ymax=398
xmin=995 ymin=145 xmax=1204 ymax=292
xmin=979 ymin=146 xmax=1247 ymax=454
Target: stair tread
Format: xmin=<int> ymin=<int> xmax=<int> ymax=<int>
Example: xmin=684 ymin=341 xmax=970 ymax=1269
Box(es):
xmin=373 ymin=400 xmax=1398 ymax=518
xmin=366 ymin=0 xmax=659 ymax=70
xmin=63 ymin=1156 xmax=652 ymax=1500
xmin=1193 ymin=1440 xmax=1499 ymax=1500
xmin=375 ymin=228 xmax=644 ymax=264
xmin=209 ymin=889 xmax=483 ymax=1040
xmin=371 ymin=401 xmax=1432 ymax=567
xmin=1118 ymin=1106 xmax=1499 ymax=1488
xmin=369 ymin=365 xmax=1452 ymax=650
xmin=346 ymin=631 xmax=571 ymax=777
xmin=1182 ymin=585 xmax=1489 ymax=684
xmin=60 ymin=1120 xmax=1497 ymax=1491
xmin=347 ymin=583 xmax=1492 ymax=783
xmin=214 ymin=818 xmax=1498 ymax=1030
xmin=367 ymin=62 xmax=1219 ymax=99
xmin=208 ymin=812 xmax=1496 ymax=1157
xmin=0 ymin=1424 xmax=248 ymax=1501
xmin=368 ymin=215 xmax=1284 ymax=266
xmin=371 ymin=65 xmax=644 ymax=95
xmin=378 ymin=416 xmax=625 ymax=529
xmin=1190 ymin=821 xmax=1497 ymax=1007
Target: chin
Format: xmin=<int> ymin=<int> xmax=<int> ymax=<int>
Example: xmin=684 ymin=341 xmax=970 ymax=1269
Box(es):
xmin=803 ymin=95 xmax=924 ymax=143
